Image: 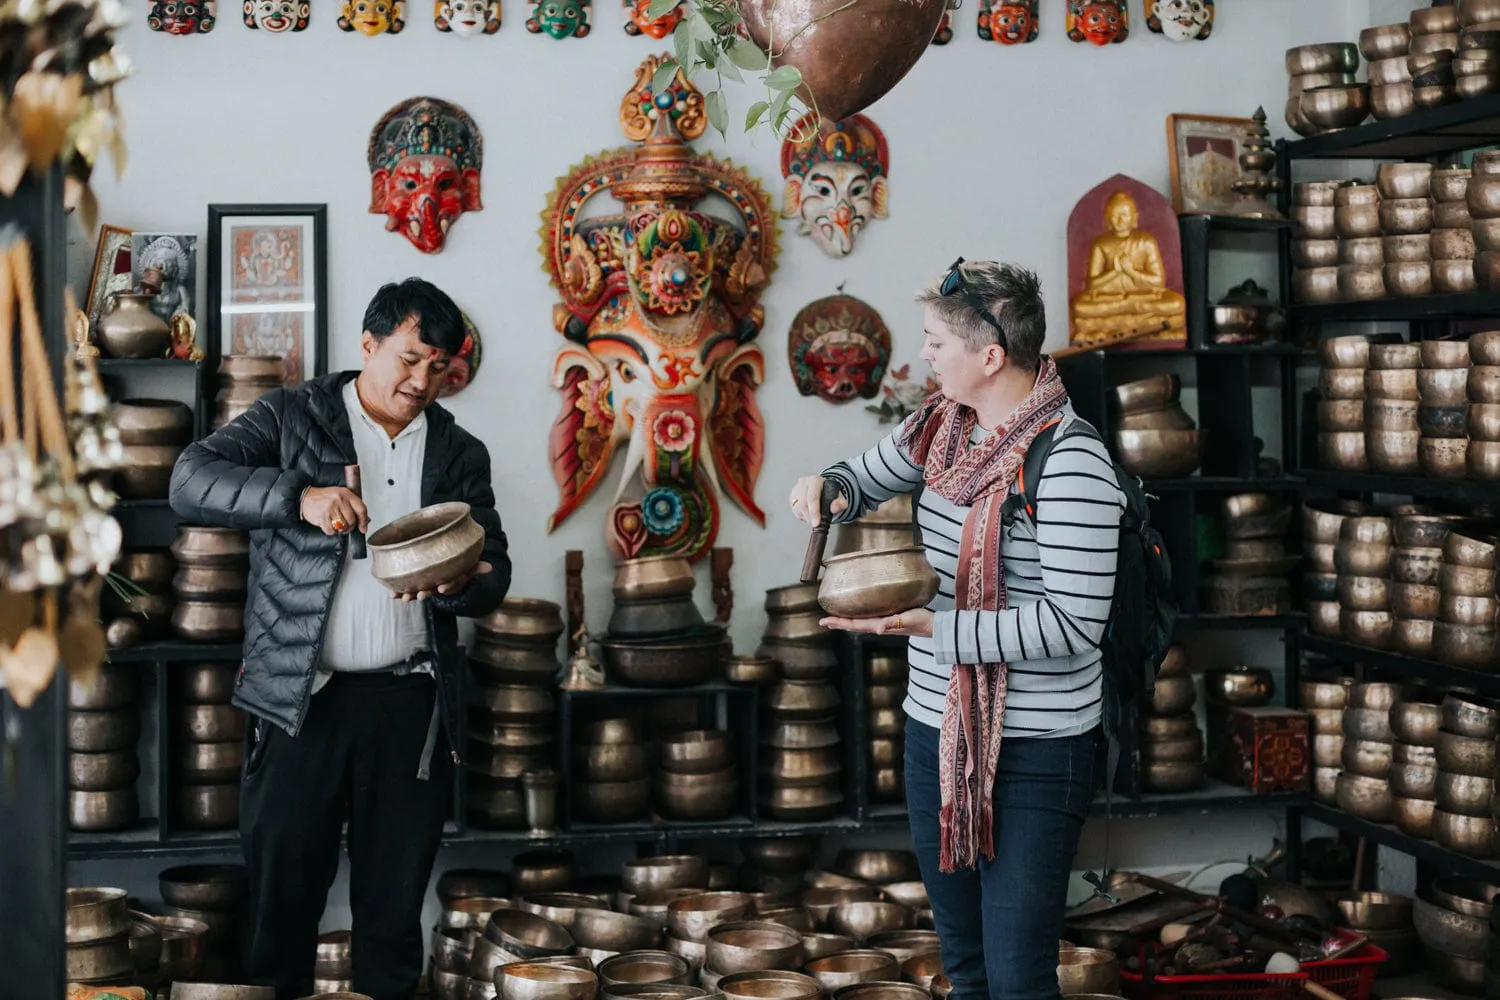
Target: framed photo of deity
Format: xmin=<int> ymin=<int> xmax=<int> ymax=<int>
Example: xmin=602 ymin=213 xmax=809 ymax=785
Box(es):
xmin=206 ymin=204 xmax=328 ymax=385
xmin=1166 ymin=113 xmax=1252 ymax=215
xmin=85 ymin=224 xmax=134 ymax=330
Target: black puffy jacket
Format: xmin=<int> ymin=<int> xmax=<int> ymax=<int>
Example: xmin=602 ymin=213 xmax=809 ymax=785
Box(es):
xmin=168 ymin=370 xmax=510 ymax=759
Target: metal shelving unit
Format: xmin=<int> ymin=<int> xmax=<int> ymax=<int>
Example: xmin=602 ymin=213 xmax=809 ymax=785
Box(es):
xmin=1301 ymin=803 xmax=1500 ymax=884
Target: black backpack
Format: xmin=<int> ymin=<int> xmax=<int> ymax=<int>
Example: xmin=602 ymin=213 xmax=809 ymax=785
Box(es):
xmin=1002 ymin=417 xmax=1179 ymax=799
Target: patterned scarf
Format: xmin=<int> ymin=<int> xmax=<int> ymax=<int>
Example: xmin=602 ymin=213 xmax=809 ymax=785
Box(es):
xmin=900 ymin=356 xmax=1069 ymax=872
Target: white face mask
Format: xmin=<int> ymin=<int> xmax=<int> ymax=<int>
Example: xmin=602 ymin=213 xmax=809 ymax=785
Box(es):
xmin=1154 ymin=0 xmax=1209 ymax=41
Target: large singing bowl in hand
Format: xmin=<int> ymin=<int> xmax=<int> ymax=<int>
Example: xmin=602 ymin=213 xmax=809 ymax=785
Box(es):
xmin=738 ymin=0 xmax=948 ymax=123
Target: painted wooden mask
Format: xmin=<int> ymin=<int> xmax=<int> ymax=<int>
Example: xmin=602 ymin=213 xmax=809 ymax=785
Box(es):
xmin=339 ymin=0 xmax=406 ymax=33
xmin=243 ymin=0 xmax=309 ymax=29
xmin=623 ymin=0 xmax=681 ymax=36
xmin=1067 ymin=0 xmax=1127 ymax=45
xmin=436 ymin=0 xmax=501 ymax=34
xmin=527 ymin=0 xmax=590 ymax=36
xmin=781 ymin=113 xmax=890 ymax=259
xmin=368 ymin=97 xmax=483 ymax=254
xmin=149 ymin=0 xmax=217 ymax=32
xmin=787 ymin=293 xmax=891 ymax=404
xmin=1147 ymin=0 xmax=1210 ymax=40
xmin=978 ymin=0 xmax=1037 ymax=44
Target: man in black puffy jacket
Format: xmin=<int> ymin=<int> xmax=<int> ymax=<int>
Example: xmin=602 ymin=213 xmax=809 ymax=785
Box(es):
xmin=169 ymin=278 xmax=510 ymax=1000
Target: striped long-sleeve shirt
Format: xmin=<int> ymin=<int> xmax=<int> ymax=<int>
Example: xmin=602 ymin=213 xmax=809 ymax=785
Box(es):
xmin=823 ymin=404 xmax=1124 ymax=737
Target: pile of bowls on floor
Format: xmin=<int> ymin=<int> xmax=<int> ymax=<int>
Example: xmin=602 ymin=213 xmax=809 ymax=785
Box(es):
xmin=599 ymin=556 xmax=725 ymax=688
xmin=1284 ymin=42 xmax=1358 ymax=137
xmin=66 ymin=887 xmax=135 ymax=989
xmin=159 ymin=863 xmax=250 ymax=983
xmin=1335 ymin=890 xmax=1421 ymax=978
xmin=572 ymin=717 xmax=649 ymax=824
xmin=1202 ymin=492 xmax=1296 ymax=617
xmin=1335 ymin=682 xmax=1406 ymax=826
xmin=1110 ymin=374 xmax=1201 ymax=479
xmin=468 ymin=598 xmax=563 ymax=830
xmin=170 ymin=525 xmax=249 ymax=643
xmin=657 ymin=729 xmax=738 ymax=822
xmin=1432 ymin=163 xmax=1477 ymax=294
xmin=1414 ymin=873 xmax=1499 ymax=995
xmin=110 ymin=397 xmax=192 ymax=500
xmin=105 ymin=549 xmax=177 ymax=648
xmin=67 ymin=665 xmax=141 ymax=833
xmin=866 ymin=650 xmax=908 ymax=804
xmin=214 ymin=354 xmax=284 ymax=430
xmin=1139 ymin=645 xmax=1206 ymax=793
xmin=1433 ymin=691 xmax=1498 ymax=860
xmin=1302 ymin=675 xmax=1352 ymax=806
xmin=175 ymin=662 xmax=244 ymax=832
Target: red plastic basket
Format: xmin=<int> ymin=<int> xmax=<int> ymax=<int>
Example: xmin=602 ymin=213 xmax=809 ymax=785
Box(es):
xmin=1120 ymin=935 xmax=1387 ymax=1000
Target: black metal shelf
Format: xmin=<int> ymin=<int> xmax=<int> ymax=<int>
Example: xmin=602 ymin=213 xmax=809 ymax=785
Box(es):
xmin=1304 ymin=469 xmax=1500 ymax=505
xmin=1146 ymin=476 xmax=1304 ymax=492
xmin=1187 ymin=215 xmax=1293 ymax=234
xmin=1288 ymin=292 xmax=1500 ymax=323
xmin=1298 ymin=633 xmax=1500 ymax=698
xmin=1060 ymin=344 xmax=1303 ymax=360
xmin=106 ymin=642 xmax=243 ymax=664
xmin=114 ymin=499 xmax=173 ymax=512
xmin=96 ymin=358 xmax=202 ymax=372
xmin=1176 ymin=613 xmax=1305 ymax=632
xmin=68 ymin=823 xmax=239 ymax=860
xmin=1284 ymin=92 xmax=1500 ymax=160
xmin=1098 ymin=781 xmax=1307 ymax=819
xmin=1300 ymin=802 xmax=1500 ymax=882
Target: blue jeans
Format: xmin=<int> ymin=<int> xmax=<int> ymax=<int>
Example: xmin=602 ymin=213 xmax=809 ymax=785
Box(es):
xmin=905 ymin=716 xmax=1098 ymax=1000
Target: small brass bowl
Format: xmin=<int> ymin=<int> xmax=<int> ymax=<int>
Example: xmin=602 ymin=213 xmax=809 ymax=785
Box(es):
xmin=613 ymin=556 xmax=695 ymax=601
xmin=1294 ymin=179 xmax=1344 ymax=207
xmin=1419 ymin=364 xmax=1471 ymax=403
xmin=1291 ymin=238 xmax=1340 ymax=268
xmin=1340 ymin=236 xmax=1386 ymax=267
xmin=570 ymin=908 xmax=656 ymax=953
xmin=1393 ymin=616 xmax=1435 ymax=656
xmin=805 ymin=951 xmax=902 ymax=993
xmin=1321 ymin=369 xmax=1366 ymax=402
xmin=1057 ymin=946 xmax=1121 ymax=998
xmin=114 ymin=444 xmax=183 ymax=499
xmin=1379 ymin=163 xmax=1432 ymax=200
xmin=112 ymin=398 xmax=193 ymax=446
xmin=1342 ymin=738 xmax=1394 ymax=778
xmin=1422 ymin=436 xmax=1470 ymax=477
xmin=1435 ymin=772 xmax=1495 ymax=818
xmin=1372 ymin=82 xmax=1417 ymax=119
xmin=1366 ymin=368 xmax=1419 ymax=400
xmin=1336 ymin=892 xmax=1413 ymax=932
xmin=706 ymin=921 xmax=805 ymax=974
xmin=368 ymin=502 xmax=485 ymax=595
xmin=1111 ymin=374 xmax=1180 ymax=414
xmin=1391 ymin=545 xmax=1441 ymax=584
xmin=828 ymin=901 xmax=915 ymax=940
xmin=1336 ymin=772 xmax=1394 ymax=822
xmin=1432 ymin=810 xmax=1495 ymax=858
xmin=1341 ymin=609 xmax=1393 ymax=648
xmin=1438 ymin=593 xmax=1499 ymax=627
xmin=818 ymin=548 xmax=940 ymax=620
xmin=1469 ymin=438 xmax=1500 ymax=477
xmin=1380 ymin=197 xmax=1433 ymax=235
xmin=477 ymin=598 xmax=565 ymax=644
xmin=1293 ymin=206 xmax=1338 ymax=240
xmin=622 ymin=857 xmax=710 ymax=896
xmin=1437 ymin=730 xmax=1498 ymax=776
xmin=1384 ymin=233 xmax=1432 ymax=262
xmin=1113 ymin=429 xmax=1201 ymax=478
xmin=1390 ymin=757 xmax=1437 ymax=799
xmin=658 ymin=730 xmax=731 ymax=776
xmin=1336 ymin=575 xmax=1388 ymax=611
xmin=765 ymin=584 xmax=821 ymax=615
xmin=1293 ymin=267 xmax=1341 ymax=304
xmin=1432 ymin=226 xmax=1476 ymax=259
xmin=1286 ymin=43 xmax=1359 ymax=76
xmin=1441 ymin=693 xmax=1499 ymax=738
xmin=1412 ymin=4 xmax=1459 ymax=32
xmin=1434 ymin=257 xmax=1478 ymax=293
xmin=1445 ymin=529 xmax=1497 ymax=568
xmin=1391 ymin=698 xmax=1442 ymax=744
xmin=1432 ymin=621 xmax=1498 ymax=667
xmin=1312 ymin=732 xmax=1344 ymax=768
xmin=1307 ymin=600 xmax=1342 ymax=637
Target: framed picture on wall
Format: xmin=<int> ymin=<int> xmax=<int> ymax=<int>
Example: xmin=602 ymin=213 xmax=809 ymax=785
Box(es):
xmin=85 ymin=224 xmax=133 ymax=329
xmin=1166 ymin=113 xmax=1252 ymax=215
xmin=206 ymin=204 xmax=328 ymax=385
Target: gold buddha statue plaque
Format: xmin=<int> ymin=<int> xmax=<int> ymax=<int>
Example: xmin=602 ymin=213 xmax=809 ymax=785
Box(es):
xmin=1067 ymin=174 xmax=1188 ymax=349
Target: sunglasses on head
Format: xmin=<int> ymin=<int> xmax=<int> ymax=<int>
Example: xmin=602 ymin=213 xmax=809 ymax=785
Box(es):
xmin=940 ymin=256 xmax=1007 ymax=346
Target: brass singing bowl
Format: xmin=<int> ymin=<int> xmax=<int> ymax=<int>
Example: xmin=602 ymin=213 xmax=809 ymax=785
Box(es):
xmin=832 ymin=983 xmax=930 ymax=1000
xmin=178 ymin=739 xmax=243 ymax=784
xmin=1458 ymin=70 xmax=1500 ymax=98
xmin=1342 ymin=738 xmax=1394 ymax=779
xmin=572 ymin=909 xmax=656 ymax=953
xmin=1434 ymin=164 xmax=1473 ymax=199
xmin=477 ymin=598 xmax=565 ymax=644
xmin=657 ymin=731 xmax=731 ymax=776
xmin=1384 ymin=233 xmax=1432 ymax=264
xmin=368 ymin=502 xmax=484 ymax=595
xmin=898 ymin=954 xmax=942 ymax=990
xmin=1313 ymin=766 xmax=1341 ymax=805
xmin=805 ymin=951 xmax=901 ymax=992
xmin=759 ymin=641 xmax=838 ymax=682
xmin=1307 ymin=599 xmax=1341 ymax=638
xmin=68 ymin=749 xmax=140 ymax=792
xmin=575 ymin=777 xmax=651 ymax=823
xmin=724 ymin=655 xmax=778 ymax=686
xmin=1448 ymin=528 xmax=1500 ymax=569
xmin=1471 ymin=364 xmax=1500 ymax=404
xmin=1336 ymin=772 xmax=1394 ymax=822
xmin=817 ymin=548 xmax=939 ymax=620
xmin=1394 ymin=794 xmax=1437 ymax=838
xmin=1336 ymin=891 xmax=1414 ymax=934
xmin=1469 ymin=438 xmax=1500 ymax=478
xmin=1309 ymin=707 xmax=1345 ymax=735
xmin=1437 ymin=257 xmax=1479 ymax=293
xmin=485 ymin=908 xmax=577 ymax=959
xmin=496 ymin=962 xmax=600 ymax=1000
xmin=1110 ymin=374 xmax=1179 ymax=415
xmin=741 ymin=835 xmax=819 ymax=875
xmin=1372 ymin=79 xmax=1417 ymax=116
xmin=801 ymin=886 xmax=881 ymax=928
xmin=68 ymin=663 xmax=141 ymax=712
xmin=662 ymin=893 xmax=755 ymax=944
xmin=1335 ymin=575 xmax=1388 ymax=612
xmin=656 ymin=768 xmax=737 ymax=822
xmin=1204 ymin=668 xmax=1275 ymax=707
xmin=1350 ymin=681 xmax=1413 ymax=710
xmin=763 ymin=611 xmax=833 ymax=646
xmin=1413 ymin=893 xmax=1491 ymax=959
xmin=1317 ymin=399 xmax=1364 ymax=432
xmin=1436 ymin=772 xmax=1495 ymax=817
xmin=834 ymin=849 xmax=919 ymax=885
xmin=172 ymin=563 xmax=249 ymax=601
xmin=444 ymin=897 xmax=518 ymax=932
xmin=1432 ymin=621 xmax=1498 ymax=666
xmin=1294 ymin=179 xmax=1344 ymax=206
xmin=1303 ymin=500 xmax=1363 ymax=544
xmin=113 ymin=398 xmax=194 ymax=446
xmin=171 ymin=526 xmax=250 ymax=568
xmin=1432 ymin=226 xmax=1476 ymax=260
xmin=623 ymin=857 xmax=710 ymax=897
xmin=1294 ymin=267 xmax=1341 ymax=308
xmin=472 ymin=684 xmax=556 ymax=725
xmin=789 ymin=934 xmax=849 ymax=964
xmin=67 ymin=708 xmax=140 ymax=755
xmin=762 ymin=719 xmax=840 ymax=750
xmin=1112 ymin=429 xmax=1201 ymax=478
xmin=1287 ymin=42 xmax=1359 ymax=75
xmin=1386 ymin=260 xmax=1434 ymax=297
xmin=866 ymin=683 xmax=902 ymax=711
xmin=762 ymin=746 xmax=841 ymax=787
xmin=598 ymin=951 xmax=692 ymax=988
xmin=1140 ymin=732 xmax=1205 ymax=764
xmin=1057 ymin=946 xmax=1120 ymax=998
xmin=1440 ymin=592 xmax=1499 ymax=627
xmin=706 ymin=922 xmax=805 ymax=974
xmin=1300 ymin=679 xmax=1350 ymax=709
xmin=1437 ymin=730 xmax=1498 ymax=776
xmin=516 ymin=892 xmax=597 ymax=928
xmin=1310 ymin=732 xmax=1343 ymax=769
xmin=768 ymin=681 xmax=840 ymax=721
xmin=1442 ymin=693 xmax=1500 ymax=738
xmin=612 ymin=555 xmax=695 ymax=601
xmin=1438 ymin=562 xmax=1495 ymax=598
xmin=175 ymin=782 xmax=239 ymax=830
xmin=856 ymin=932 xmax=936 ymax=968
xmin=1379 ymin=162 xmax=1432 ymax=200
xmin=758 ymin=909 xmax=818 ymax=935
xmin=1291 ymin=240 xmax=1342 ymax=274
xmin=716 ymin=971 xmax=822 ymax=1000
xmin=1390 ymin=581 xmax=1440 ymax=619
xmin=1293 ymin=205 xmax=1338 ymax=240
xmin=1471 ymin=402 xmax=1500 ymax=442
xmin=1390 ymin=699 xmax=1442 ymax=745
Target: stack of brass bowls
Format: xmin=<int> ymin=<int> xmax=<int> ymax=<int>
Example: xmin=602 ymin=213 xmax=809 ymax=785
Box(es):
xmin=1336 ymin=514 xmax=1394 ymax=647
xmin=833 ymin=494 xmax=916 ymax=556
xmin=1414 ymin=875 xmax=1496 ymax=994
xmin=1337 ymin=184 xmax=1387 ymax=302
xmin=1335 ymin=891 xmax=1420 ymax=976
xmin=1362 ymin=22 xmax=1414 ymax=120
xmin=658 ymin=730 xmax=736 ymax=821
xmin=573 ymin=718 xmax=649 ymax=825
xmin=1318 ymin=335 xmax=1373 ymax=468
xmin=170 ymin=525 xmax=249 ymax=643
xmin=1434 ymin=528 xmax=1499 ymax=667
xmin=175 ymin=662 xmax=243 ymax=831
xmin=1366 ymin=341 xmax=1420 ymax=473
xmin=1110 ymin=375 xmax=1200 ymax=479
xmin=1408 ymin=3 xmax=1460 ymax=108
xmin=160 ymin=863 xmax=250 ymax=982
xmin=465 ymin=908 xmax=576 ymax=996
xmin=1203 ymin=493 xmax=1296 ymax=617
xmin=761 ymin=679 xmax=844 ymax=821
xmin=1293 ymin=181 xmax=1342 ymax=303
xmin=1432 ymin=164 xmax=1477 ymax=293
xmin=1303 ymin=676 xmax=1352 ymax=805
xmin=867 ymin=651 xmax=907 ymax=803
xmin=1472 ymin=150 xmax=1500 ymax=293
xmin=65 ymin=887 xmax=133 ymax=989
xmin=110 ymin=397 xmax=192 ymax=500
xmin=739 ymin=835 xmax=819 ymax=897
xmin=610 ymin=556 xmax=704 ymax=641
xmin=1139 ymin=646 xmax=1205 ymax=793
xmin=1389 ymin=692 xmax=1442 ymax=839
xmin=1470 ymin=331 xmax=1500 ymax=478
xmin=1433 ymin=692 xmax=1499 ymax=859
xmin=314 ymin=929 xmax=353 ymax=994
xmin=105 ymin=548 xmax=177 ymax=645
xmin=214 ymin=354 xmax=283 ymax=430
xmin=67 ymin=666 xmax=141 ymax=833
xmin=1336 ymin=682 xmax=1406 ymax=824
xmin=759 ymin=582 xmax=835 ymax=683
xmin=1456 ymin=2 xmax=1500 ymax=99
xmin=1285 ymin=43 xmax=1359 ymax=136
xmin=1380 ymin=165 xmax=1436 ymax=298
xmin=1391 ymin=509 xmax=1459 ymax=657
xmin=1304 ymin=500 xmax=1366 ymax=637
xmin=468 ymin=598 xmax=562 ymax=829
xmin=1419 ymin=340 xmax=1472 ymax=477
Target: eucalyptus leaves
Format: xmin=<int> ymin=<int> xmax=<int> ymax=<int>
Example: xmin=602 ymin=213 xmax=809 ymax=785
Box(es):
xmin=645 ymin=0 xmax=812 ymax=139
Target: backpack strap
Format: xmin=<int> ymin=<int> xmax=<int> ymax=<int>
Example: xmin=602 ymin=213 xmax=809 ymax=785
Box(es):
xmin=1008 ymin=414 xmax=1101 ymax=524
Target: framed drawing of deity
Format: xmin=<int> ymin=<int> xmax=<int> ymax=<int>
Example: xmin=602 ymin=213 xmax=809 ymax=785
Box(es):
xmin=85 ymin=224 xmax=134 ymax=330
xmin=1166 ymin=113 xmax=1251 ymax=215
xmin=206 ymin=204 xmax=328 ymax=384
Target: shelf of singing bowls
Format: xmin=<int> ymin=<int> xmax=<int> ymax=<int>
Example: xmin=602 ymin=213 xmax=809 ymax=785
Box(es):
xmin=367 ymin=501 xmax=484 ymax=595
xmin=1112 ymin=429 xmax=1201 ymax=478
xmin=171 ymin=526 xmax=250 ymax=567
xmin=805 ymin=951 xmax=901 ymax=992
xmin=1203 ymin=668 xmax=1275 ymax=708
xmin=598 ymin=627 xmax=726 ymax=688
xmin=172 ymin=601 xmax=244 ymax=642
xmin=112 ymin=398 xmax=193 ymax=447
xmin=608 ymin=595 xmax=705 ymax=639
xmin=477 ymin=598 xmax=566 ymax=647
xmin=758 ymin=641 xmax=839 ymax=681
xmin=1140 ymin=759 xmax=1206 ymax=793
xmin=705 ymin=921 xmax=805 ymax=974
xmin=471 ymin=684 xmax=557 ymax=725
xmin=470 ymin=642 xmax=561 ymax=686
xmin=815 ymin=547 xmax=939 ymax=620
xmin=613 ymin=555 xmax=695 ymax=602
xmin=724 ymin=655 xmax=778 ymax=686
xmin=175 ymin=783 xmax=240 ymax=830
xmin=494 ymin=961 xmax=599 ymax=1000
xmin=1057 ymin=946 xmax=1121 ymax=998
xmin=760 ymin=783 xmax=844 ymax=821
xmin=656 ymin=766 xmax=738 ymax=821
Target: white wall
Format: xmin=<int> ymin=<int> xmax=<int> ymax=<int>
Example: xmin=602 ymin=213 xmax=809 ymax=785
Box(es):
xmin=72 ymin=0 xmax=1378 ymax=930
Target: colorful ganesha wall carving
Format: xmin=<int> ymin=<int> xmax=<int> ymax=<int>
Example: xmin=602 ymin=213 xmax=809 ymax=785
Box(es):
xmin=540 ymin=55 xmax=778 ymax=562
xmin=781 ymin=113 xmax=889 ymax=259
xmin=787 ymin=294 xmax=891 ymax=405
xmin=368 ymin=97 xmax=483 ymax=254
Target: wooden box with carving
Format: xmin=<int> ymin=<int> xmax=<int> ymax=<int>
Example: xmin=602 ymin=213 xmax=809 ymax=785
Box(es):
xmin=1216 ymin=707 xmax=1310 ymax=794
